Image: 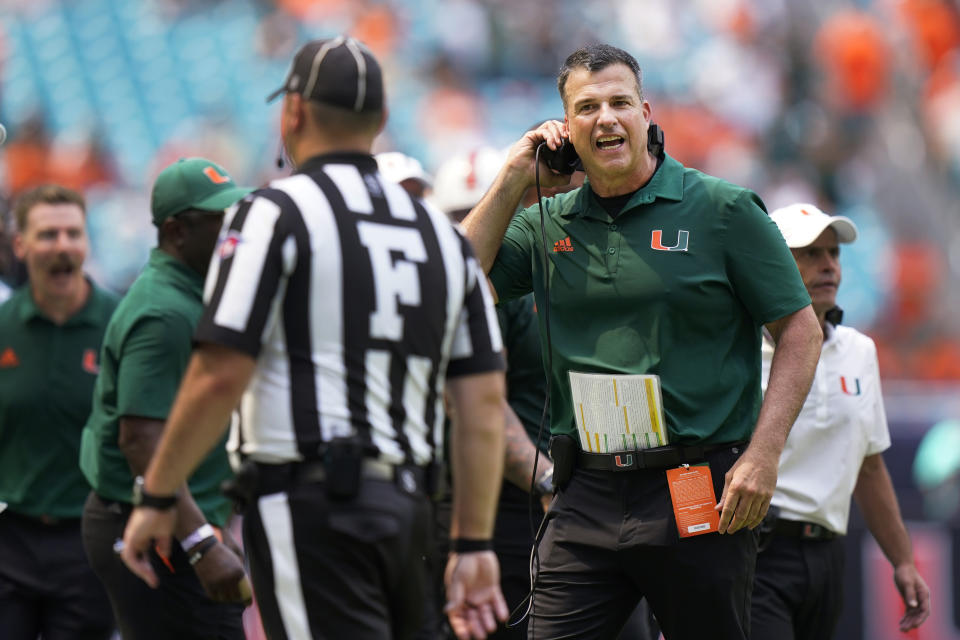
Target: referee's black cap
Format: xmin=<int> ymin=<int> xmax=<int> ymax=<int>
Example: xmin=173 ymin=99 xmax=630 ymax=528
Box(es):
xmin=266 ymin=36 xmax=384 ymax=113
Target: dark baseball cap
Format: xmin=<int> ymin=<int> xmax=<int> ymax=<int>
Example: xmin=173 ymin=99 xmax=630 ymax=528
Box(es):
xmin=151 ymin=158 xmax=251 ymax=226
xmin=266 ymin=36 xmax=384 ymax=112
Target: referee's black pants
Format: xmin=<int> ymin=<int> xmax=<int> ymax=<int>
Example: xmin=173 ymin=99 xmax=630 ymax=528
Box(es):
xmin=0 ymin=507 xmax=114 ymax=640
xmin=529 ymin=444 xmax=757 ymax=640
xmin=751 ymin=534 xmax=845 ymax=640
xmin=81 ymin=492 xmax=245 ymax=640
xmin=243 ymin=475 xmax=433 ymax=640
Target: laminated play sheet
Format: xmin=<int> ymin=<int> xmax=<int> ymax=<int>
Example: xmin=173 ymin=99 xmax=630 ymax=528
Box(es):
xmin=568 ymin=371 xmax=668 ymax=453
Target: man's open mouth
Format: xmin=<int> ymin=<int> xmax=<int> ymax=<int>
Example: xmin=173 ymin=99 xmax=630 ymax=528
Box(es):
xmin=596 ymin=135 xmax=624 ymax=150
xmin=49 ymin=263 xmax=76 ymax=276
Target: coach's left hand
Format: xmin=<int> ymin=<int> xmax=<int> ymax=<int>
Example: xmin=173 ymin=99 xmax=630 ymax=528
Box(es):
xmin=121 ymin=505 xmax=177 ymax=588
xmin=715 ymin=445 xmax=777 ymax=534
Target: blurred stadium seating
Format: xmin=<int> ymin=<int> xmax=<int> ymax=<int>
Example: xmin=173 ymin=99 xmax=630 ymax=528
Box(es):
xmin=3 ymin=2 xmax=958 ymax=369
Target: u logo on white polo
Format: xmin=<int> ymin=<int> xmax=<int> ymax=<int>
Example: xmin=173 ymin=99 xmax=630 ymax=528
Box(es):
xmin=651 ymin=229 xmax=689 ymax=252
xmin=840 ymin=376 xmax=862 ymax=396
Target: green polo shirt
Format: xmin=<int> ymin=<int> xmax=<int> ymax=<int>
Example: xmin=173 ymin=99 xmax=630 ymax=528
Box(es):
xmin=80 ymin=249 xmax=233 ymax=527
xmin=0 ymin=281 xmax=119 ymax=518
xmin=489 ymin=154 xmax=810 ymax=445
xmin=497 ymin=294 xmax=549 ymax=452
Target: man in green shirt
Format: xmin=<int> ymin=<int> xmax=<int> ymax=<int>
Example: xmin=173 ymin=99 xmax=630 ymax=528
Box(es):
xmin=462 ymin=44 xmax=823 ymax=639
xmin=80 ymin=158 xmax=250 ymax=639
xmin=0 ymin=185 xmax=117 ymax=639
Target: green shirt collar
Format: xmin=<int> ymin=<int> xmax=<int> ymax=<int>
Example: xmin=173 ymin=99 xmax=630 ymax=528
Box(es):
xmin=148 ymin=247 xmax=205 ymax=299
xmin=567 ymin=152 xmax=685 ymax=221
xmin=16 ymin=277 xmax=114 ymax=327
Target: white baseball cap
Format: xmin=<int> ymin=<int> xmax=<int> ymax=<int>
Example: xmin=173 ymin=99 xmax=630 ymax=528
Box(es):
xmin=429 ymin=146 xmax=507 ymax=215
xmin=375 ymin=152 xmax=433 ymax=188
xmin=769 ymin=203 xmax=858 ymax=248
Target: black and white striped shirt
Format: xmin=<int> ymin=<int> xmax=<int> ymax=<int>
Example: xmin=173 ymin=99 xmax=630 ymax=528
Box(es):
xmin=196 ymin=152 xmax=504 ymax=466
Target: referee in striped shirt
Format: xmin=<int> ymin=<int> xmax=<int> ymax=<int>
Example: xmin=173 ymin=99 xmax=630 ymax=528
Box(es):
xmin=119 ymin=37 xmax=510 ymax=640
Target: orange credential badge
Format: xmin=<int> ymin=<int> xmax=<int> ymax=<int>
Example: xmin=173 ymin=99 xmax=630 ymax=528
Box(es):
xmin=666 ymin=463 xmax=720 ymax=538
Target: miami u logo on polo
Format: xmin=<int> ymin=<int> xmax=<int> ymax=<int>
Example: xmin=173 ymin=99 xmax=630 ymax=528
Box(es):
xmin=651 ymin=229 xmax=689 ymax=251
xmin=614 ymin=454 xmax=634 ymax=468
xmin=840 ymin=376 xmax=861 ymax=396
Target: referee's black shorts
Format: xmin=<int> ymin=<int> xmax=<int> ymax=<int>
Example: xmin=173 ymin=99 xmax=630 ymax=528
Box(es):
xmin=243 ymin=474 xmax=434 ymax=640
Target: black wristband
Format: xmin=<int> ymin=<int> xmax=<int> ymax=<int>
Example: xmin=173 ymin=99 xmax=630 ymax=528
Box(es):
xmin=450 ymin=538 xmax=493 ymax=553
xmin=187 ymin=536 xmax=219 ymax=566
xmin=132 ymin=476 xmax=178 ymax=510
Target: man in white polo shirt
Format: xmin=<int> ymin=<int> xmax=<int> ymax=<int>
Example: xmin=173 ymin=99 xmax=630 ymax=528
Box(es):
xmin=751 ymin=203 xmax=931 ymax=640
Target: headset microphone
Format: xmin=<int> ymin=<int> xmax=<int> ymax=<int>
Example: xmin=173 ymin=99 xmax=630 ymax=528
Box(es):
xmin=275 ymin=139 xmax=285 ymax=169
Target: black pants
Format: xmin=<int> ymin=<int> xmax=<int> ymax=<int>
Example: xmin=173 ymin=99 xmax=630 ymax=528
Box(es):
xmin=81 ymin=492 xmax=244 ymax=640
xmin=493 ymin=485 xmax=661 ymax=640
xmin=243 ymin=476 xmax=433 ymax=640
xmin=425 ymin=483 xmax=660 ymax=640
xmin=420 ymin=495 xmax=453 ymax=639
xmin=0 ymin=507 xmax=114 ymax=640
xmin=487 ymin=482 xmax=538 ymax=639
xmin=530 ymin=444 xmax=757 ymax=640
xmin=751 ymin=534 xmax=845 ymax=640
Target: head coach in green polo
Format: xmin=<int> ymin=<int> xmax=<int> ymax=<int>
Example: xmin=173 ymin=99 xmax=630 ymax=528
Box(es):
xmin=461 ymin=43 xmax=823 ymax=639
xmin=80 ymin=158 xmax=250 ymax=640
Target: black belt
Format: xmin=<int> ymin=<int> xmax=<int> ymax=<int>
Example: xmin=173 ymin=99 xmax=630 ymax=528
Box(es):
xmin=252 ymin=459 xmax=426 ymax=496
xmin=1 ymin=509 xmax=81 ymax=528
xmin=576 ymin=441 xmax=746 ymax=471
xmin=773 ymin=519 xmax=839 ymax=541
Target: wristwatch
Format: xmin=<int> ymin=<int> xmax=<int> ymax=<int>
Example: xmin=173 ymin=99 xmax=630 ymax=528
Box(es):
xmin=533 ymin=467 xmax=555 ymax=498
xmin=132 ymin=476 xmax=178 ymax=509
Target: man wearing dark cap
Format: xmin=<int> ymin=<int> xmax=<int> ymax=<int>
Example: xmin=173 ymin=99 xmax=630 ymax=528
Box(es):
xmin=119 ymin=37 xmax=510 ymax=640
xmin=80 ymin=158 xmax=251 ymax=639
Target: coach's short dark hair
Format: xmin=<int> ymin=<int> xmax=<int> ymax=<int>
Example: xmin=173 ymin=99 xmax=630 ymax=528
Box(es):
xmin=13 ymin=184 xmax=86 ymax=232
xmin=557 ymin=44 xmax=643 ymax=108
